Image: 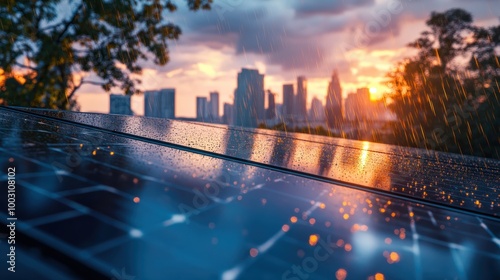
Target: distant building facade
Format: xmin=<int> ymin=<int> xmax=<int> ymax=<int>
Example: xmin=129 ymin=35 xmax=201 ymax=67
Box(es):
xmin=109 ymin=94 xmax=133 ymax=115
xmin=345 ymin=88 xmax=393 ymax=122
xmin=309 ymin=96 xmax=325 ymax=121
xmin=144 ymin=88 xmax=175 ymax=119
xmin=196 ymin=97 xmax=209 ymax=121
xmin=325 ymin=70 xmax=343 ymax=128
xmin=266 ymin=90 xmax=276 ymax=119
xmin=296 ymin=76 xmax=308 ymax=120
xmin=234 ymin=68 xmax=265 ymax=127
xmin=222 ymin=102 xmax=234 ymax=125
xmin=208 ymin=91 xmax=220 ymax=122
xmin=282 ymin=84 xmax=295 ymax=120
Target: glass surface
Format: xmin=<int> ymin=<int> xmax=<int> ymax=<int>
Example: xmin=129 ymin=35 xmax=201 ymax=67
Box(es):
xmin=18 ymin=107 xmax=500 ymax=216
xmin=0 ymin=107 xmax=499 ymax=279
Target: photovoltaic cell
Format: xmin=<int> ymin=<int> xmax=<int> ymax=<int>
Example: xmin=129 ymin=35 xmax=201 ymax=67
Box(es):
xmin=0 ymin=107 xmax=499 ymax=279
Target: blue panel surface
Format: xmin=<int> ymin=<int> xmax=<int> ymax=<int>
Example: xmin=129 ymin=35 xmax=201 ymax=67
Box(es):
xmin=0 ymin=107 xmax=498 ymax=279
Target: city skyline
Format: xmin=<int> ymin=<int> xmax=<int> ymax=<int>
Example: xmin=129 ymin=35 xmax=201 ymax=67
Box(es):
xmin=75 ymin=1 xmax=499 ymax=117
xmin=109 ymin=67 xmax=394 ymax=131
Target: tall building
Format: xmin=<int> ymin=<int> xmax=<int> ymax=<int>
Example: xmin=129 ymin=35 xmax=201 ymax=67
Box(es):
xmin=296 ymin=76 xmax=308 ymax=120
xmin=222 ymin=102 xmax=234 ymax=125
xmin=208 ymin=91 xmax=220 ymax=122
xmin=309 ymin=96 xmax=325 ymax=121
xmin=345 ymin=88 xmax=391 ymax=122
xmin=356 ymin=88 xmax=371 ymax=120
xmin=282 ymin=84 xmax=295 ymax=119
xmin=144 ymin=88 xmax=175 ymax=119
xmin=196 ymin=97 xmax=209 ymax=121
xmin=325 ymin=70 xmax=343 ymax=128
xmin=109 ymin=94 xmax=133 ymax=115
xmin=344 ymin=92 xmax=358 ymax=121
xmin=266 ymin=90 xmax=276 ymax=119
xmin=234 ymin=68 xmax=265 ymax=127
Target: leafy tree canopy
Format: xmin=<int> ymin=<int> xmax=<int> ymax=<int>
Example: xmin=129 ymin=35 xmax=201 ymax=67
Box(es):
xmin=386 ymin=8 xmax=500 ymax=159
xmin=0 ymin=0 xmax=212 ymax=109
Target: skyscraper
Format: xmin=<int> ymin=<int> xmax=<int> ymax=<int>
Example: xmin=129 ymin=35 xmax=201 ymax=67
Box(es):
xmin=234 ymin=68 xmax=265 ymax=127
xmin=309 ymin=96 xmax=325 ymax=121
xmin=266 ymin=90 xmax=276 ymax=119
xmin=196 ymin=97 xmax=209 ymax=121
xmin=356 ymin=88 xmax=371 ymax=121
xmin=296 ymin=76 xmax=308 ymax=120
xmin=282 ymin=84 xmax=294 ymax=119
xmin=144 ymin=88 xmax=175 ymax=119
xmin=208 ymin=91 xmax=220 ymax=122
xmin=325 ymin=70 xmax=343 ymax=128
xmin=345 ymin=88 xmax=384 ymax=122
xmin=109 ymin=94 xmax=133 ymax=115
xmin=222 ymin=102 xmax=234 ymax=125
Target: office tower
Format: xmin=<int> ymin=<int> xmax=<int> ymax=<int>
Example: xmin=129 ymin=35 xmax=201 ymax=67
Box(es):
xmin=208 ymin=91 xmax=220 ymax=122
xmin=344 ymin=92 xmax=358 ymax=121
xmin=234 ymin=68 xmax=265 ymax=127
xmin=325 ymin=70 xmax=343 ymax=128
xmin=266 ymin=90 xmax=276 ymax=119
xmin=109 ymin=94 xmax=133 ymax=115
xmin=222 ymin=102 xmax=234 ymax=125
xmin=144 ymin=88 xmax=175 ymax=119
xmin=276 ymin=104 xmax=283 ymax=119
xmin=296 ymin=76 xmax=308 ymax=119
xmin=345 ymin=88 xmax=380 ymax=121
xmin=356 ymin=88 xmax=371 ymax=121
xmin=282 ymin=84 xmax=294 ymax=119
xmin=309 ymin=96 xmax=325 ymax=121
xmin=196 ymin=97 xmax=209 ymax=122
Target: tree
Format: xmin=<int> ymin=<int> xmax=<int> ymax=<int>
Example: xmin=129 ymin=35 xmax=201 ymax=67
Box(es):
xmin=0 ymin=0 xmax=212 ymax=110
xmin=386 ymin=9 xmax=500 ymax=159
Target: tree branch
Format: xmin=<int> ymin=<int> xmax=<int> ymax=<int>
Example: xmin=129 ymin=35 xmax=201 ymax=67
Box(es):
xmin=14 ymin=62 xmax=36 ymax=71
xmin=55 ymin=3 xmax=84 ymax=43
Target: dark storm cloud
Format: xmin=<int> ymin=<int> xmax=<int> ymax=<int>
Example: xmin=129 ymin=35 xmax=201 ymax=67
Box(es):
xmin=177 ymin=4 xmax=327 ymax=70
xmin=293 ymin=0 xmax=375 ymax=17
xmin=164 ymin=0 xmax=498 ymax=76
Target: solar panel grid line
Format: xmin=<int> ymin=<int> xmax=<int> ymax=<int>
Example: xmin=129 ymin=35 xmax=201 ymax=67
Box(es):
xmin=16 ymin=180 xmax=137 ymax=233
xmin=0 ymin=212 xmax=117 ymax=278
xmin=26 ymin=211 xmax=83 ymax=227
xmin=408 ymin=206 xmax=423 ymax=280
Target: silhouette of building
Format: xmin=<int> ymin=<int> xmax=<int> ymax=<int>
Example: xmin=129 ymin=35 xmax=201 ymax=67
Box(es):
xmin=110 ymin=94 xmax=133 ymax=115
xmin=296 ymin=76 xmax=308 ymax=120
xmin=345 ymin=88 xmax=393 ymax=122
xmin=208 ymin=91 xmax=220 ymax=122
xmin=309 ymin=96 xmax=325 ymax=121
xmin=196 ymin=97 xmax=209 ymax=121
xmin=234 ymin=68 xmax=265 ymax=127
xmin=223 ymin=102 xmax=234 ymax=125
xmin=282 ymin=84 xmax=295 ymax=120
xmin=266 ymin=90 xmax=276 ymax=119
xmin=144 ymin=88 xmax=175 ymax=119
xmin=325 ymin=70 xmax=343 ymax=128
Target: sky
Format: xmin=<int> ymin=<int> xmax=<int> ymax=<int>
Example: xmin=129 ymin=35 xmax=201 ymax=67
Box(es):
xmin=75 ymin=0 xmax=500 ymax=117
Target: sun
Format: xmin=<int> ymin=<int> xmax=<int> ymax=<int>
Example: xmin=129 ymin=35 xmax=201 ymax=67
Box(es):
xmin=369 ymin=87 xmax=378 ymax=101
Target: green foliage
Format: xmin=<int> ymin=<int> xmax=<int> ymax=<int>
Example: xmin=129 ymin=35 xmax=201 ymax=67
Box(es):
xmin=387 ymin=8 xmax=500 ymax=159
xmin=0 ymin=0 xmax=211 ymax=109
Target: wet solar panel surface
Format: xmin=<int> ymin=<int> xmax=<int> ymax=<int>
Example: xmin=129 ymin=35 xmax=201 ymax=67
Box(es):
xmin=1 ymin=107 xmax=499 ymax=280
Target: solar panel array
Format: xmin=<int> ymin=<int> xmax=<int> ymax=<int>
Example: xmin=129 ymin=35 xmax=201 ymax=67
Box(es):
xmin=0 ymin=107 xmax=499 ymax=279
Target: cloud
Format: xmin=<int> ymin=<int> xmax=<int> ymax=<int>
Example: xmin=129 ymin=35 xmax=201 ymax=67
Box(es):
xmin=293 ymin=0 xmax=375 ymax=17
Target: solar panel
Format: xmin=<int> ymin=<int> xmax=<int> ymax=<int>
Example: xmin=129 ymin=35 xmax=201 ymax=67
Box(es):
xmin=1 ymin=107 xmax=499 ymax=279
